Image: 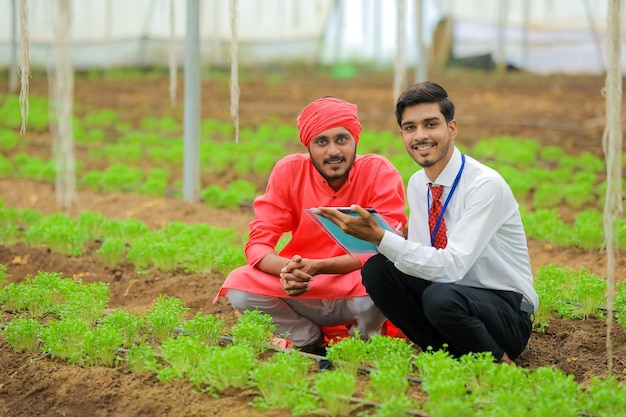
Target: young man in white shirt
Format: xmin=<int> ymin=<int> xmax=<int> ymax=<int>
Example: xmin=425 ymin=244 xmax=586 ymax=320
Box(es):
xmin=315 ymin=82 xmax=537 ymax=364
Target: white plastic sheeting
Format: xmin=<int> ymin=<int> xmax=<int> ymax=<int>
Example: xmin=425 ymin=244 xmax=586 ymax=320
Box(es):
xmin=0 ymin=0 xmax=625 ymax=74
xmin=0 ymin=0 xmax=335 ymax=68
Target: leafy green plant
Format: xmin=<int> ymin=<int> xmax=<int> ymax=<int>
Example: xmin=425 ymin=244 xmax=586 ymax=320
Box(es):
xmin=571 ymin=209 xmax=604 ymax=250
xmin=98 ymin=307 xmax=145 ymax=347
xmin=230 ymin=309 xmax=276 ymax=356
xmin=40 ymin=317 xmax=90 ymax=365
xmin=365 ymin=367 xmax=410 ymax=404
xmin=23 ymin=213 xmax=89 ymax=256
xmin=252 ymin=351 xmax=317 ymax=414
xmin=0 ymin=154 xmax=14 ymax=177
xmin=326 ymin=333 xmax=368 ymax=376
xmin=13 ymin=154 xmax=56 ymax=182
xmin=59 ymin=281 xmax=110 ymax=325
xmin=615 ymin=281 xmax=626 ymax=329
xmin=558 ymin=268 xmax=606 ymax=319
xmin=181 ymin=311 xmax=225 ymax=346
xmin=96 ymin=237 xmax=127 ymax=265
xmin=3 ymin=317 xmax=43 ymax=353
xmin=83 ymin=325 xmax=124 ymax=367
xmin=144 ymin=294 xmax=190 ymax=344
xmin=582 ymin=375 xmax=626 ymax=417
xmin=0 ymin=263 xmax=7 ymax=287
xmin=125 ymin=343 xmax=158 ymax=373
xmin=190 ymin=344 xmax=257 ymax=392
xmin=313 ymin=370 xmax=360 ymax=416
xmin=0 ymin=278 xmax=56 ymax=318
xmin=365 ymin=334 xmax=415 ymax=374
xmin=158 ymin=335 xmax=213 ymax=381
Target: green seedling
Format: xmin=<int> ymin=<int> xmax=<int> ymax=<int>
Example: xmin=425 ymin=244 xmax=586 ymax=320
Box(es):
xmin=144 ymin=294 xmax=190 ymax=344
xmin=83 ymin=325 xmax=124 ymax=367
xmin=325 ymin=332 xmax=368 ymax=376
xmin=125 ymin=343 xmax=158 ymax=373
xmin=230 ymin=309 xmax=276 ymax=356
xmin=313 ymin=370 xmax=360 ymax=416
xmin=251 ymin=351 xmax=317 ymax=414
xmin=190 ymin=344 xmax=257 ymax=392
xmin=99 ymin=307 xmax=145 ymax=347
xmin=40 ymin=317 xmax=90 ymax=365
xmin=3 ymin=317 xmax=43 ymax=353
xmin=158 ymin=335 xmax=212 ymax=381
xmin=181 ymin=311 xmax=225 ymax=346
xmin=96 ymin=237 xmax=127 ymax=266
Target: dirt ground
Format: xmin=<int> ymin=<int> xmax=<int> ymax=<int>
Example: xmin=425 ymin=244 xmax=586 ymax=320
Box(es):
xmin=0 ymin=66 xmax=625 ymax=417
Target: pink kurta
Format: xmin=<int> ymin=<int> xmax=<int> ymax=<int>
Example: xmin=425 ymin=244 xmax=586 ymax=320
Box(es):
xmin=214 ymin=153 xmax=407 ymax=302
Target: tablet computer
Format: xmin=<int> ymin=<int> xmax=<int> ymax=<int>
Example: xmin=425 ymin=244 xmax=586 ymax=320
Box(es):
xmin=304 ymin=207 xmax=400 ymax=254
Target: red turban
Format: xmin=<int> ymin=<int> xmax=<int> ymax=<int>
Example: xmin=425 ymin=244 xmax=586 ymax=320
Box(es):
xmin=296 ymin=97 xmax=362 ymax=148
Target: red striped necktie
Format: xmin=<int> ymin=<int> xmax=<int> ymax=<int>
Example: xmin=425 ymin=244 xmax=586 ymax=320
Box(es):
xmin=429 ymin=184 xmax=447 ymax=249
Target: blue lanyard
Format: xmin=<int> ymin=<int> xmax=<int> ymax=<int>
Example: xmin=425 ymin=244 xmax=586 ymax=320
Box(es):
xmin=427 ymin=153 xmax=465 ymax=246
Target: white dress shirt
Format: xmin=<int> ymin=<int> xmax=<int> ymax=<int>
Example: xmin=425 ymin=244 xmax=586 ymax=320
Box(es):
xmin=378 ymin=147 xmax=539 ymax=310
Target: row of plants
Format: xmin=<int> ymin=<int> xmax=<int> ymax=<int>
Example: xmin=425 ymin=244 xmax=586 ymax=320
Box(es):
xmin=1 ymin=199 xmax=624 ymax=281
xmin=1 ymin=198 xmax=625 ymax=334
xmin=2 ymin=93 xmax=625 ymax=211
xmin=0 ymin=199 xmax=246 ymax=275
xmin=0 ymin=153 xmax=259 ymax=209
xmin=1 ymin=267 xmax=624 ymax=417
xmin=533 ymin=264 xmax=626 ymax=331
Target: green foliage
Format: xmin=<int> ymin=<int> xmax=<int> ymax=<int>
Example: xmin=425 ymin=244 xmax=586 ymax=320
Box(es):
xmin=313 ymin=370 xmax=359 ymax=416
xmin=3 ymin=317 xmax=43 ymax=353
xmin=0 ymin=264 xmax=7 ymax=287
xmin=365 ymin=367 xmax=410 ymax=404
xmin=98 ymin=307 xmax=145 ymax=347
xmin=562 ymin=182 xmax=595 ymax=209
xmin=181 ymin=311 xmax=225 ymax=346
xmin=159 ymin=335 xmax=213 ymax=380
xmin=0 ymin=154 xmax=13 ymax=177
xmin=144 ymin=294 xmax=190 ymax=344
xmin=615 ymin=281 xmax=626 ymax=328
xmin=0 ymin=128 xmax=20 ymax=151
xmin=40 ymin=317 xmax=90 ymax=365
xmin=23 ymin=213 xmax=89 ymax=256
xmin=83 ymin=325 xmax=124 ymax=367
xmin=532 ymin=183 xmax=563 ymax=209
xmin=13 ymin=154 xmax=56 ymax=182
xmin=365 ymin=334 xmax=415 ymax=374
xmin=125 ymin=343 xmax=158 ymax=373
xmin=59 ymin=281 xmax=110 ymax=325
xmin=252 ymin=351 xmax=317 ymax=414
xmin=201 ymin=180 xmax=257 ymax=209
xmin=230 ymin=309 xmax=276 ymax=356
xmin=521 ymin=208 xmax=571 ymax=247
xmin=326 ymin=333 xmax=369 ymax=376
xmin=582 ymin=376 xmax=626 ymax=417
xmin=190 ymin=344 xmax=257 ymax=392
xmin=571 ymin=209 xmax=604 ymax=250
xmin=96 ymin=237 xmax=127 ymax=265
xmin=535 ymin=265 xmax=606 ymax=321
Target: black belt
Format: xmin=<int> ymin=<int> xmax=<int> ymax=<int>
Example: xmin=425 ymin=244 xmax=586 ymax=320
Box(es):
xmin=520 ymin=300 xmax=534 ymax=314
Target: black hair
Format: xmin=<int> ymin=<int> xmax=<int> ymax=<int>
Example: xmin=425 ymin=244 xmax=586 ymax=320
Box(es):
xmin=395 ymin=82 xmax=455 ymax=126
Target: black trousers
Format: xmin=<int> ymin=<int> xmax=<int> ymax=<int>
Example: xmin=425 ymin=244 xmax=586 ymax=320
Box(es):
xmin=362 ymin=253 xmax=533 ymax=361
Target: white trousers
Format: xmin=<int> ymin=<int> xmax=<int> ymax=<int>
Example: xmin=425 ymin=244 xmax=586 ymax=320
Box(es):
xmin=226 ymin=289 xmax=386 ymax=348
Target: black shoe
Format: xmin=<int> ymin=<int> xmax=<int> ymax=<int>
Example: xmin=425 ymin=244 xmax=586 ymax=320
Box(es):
xmin=318 ymin=357 xmax=333 ymax=372
xmin=311 ymin=345 xmax=333 ymax=372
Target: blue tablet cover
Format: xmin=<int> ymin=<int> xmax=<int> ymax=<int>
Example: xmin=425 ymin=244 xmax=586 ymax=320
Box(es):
xmin=304 ymin=208 xmax=400 ymax=255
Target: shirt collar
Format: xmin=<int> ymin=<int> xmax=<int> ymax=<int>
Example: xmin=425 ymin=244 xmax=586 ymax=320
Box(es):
xmin=426 ymin=147 xmax=462 ymax=188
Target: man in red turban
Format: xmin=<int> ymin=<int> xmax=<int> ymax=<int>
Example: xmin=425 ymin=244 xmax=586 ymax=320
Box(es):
xmin=214 ymin=96 xmax=407 ymax=357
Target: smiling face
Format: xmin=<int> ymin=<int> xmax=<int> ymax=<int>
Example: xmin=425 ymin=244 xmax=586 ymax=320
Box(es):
xmin=399 ymin=102 xmax=457 ymax=181
xmin=309 ymin=126 xmax=357 ymax=191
